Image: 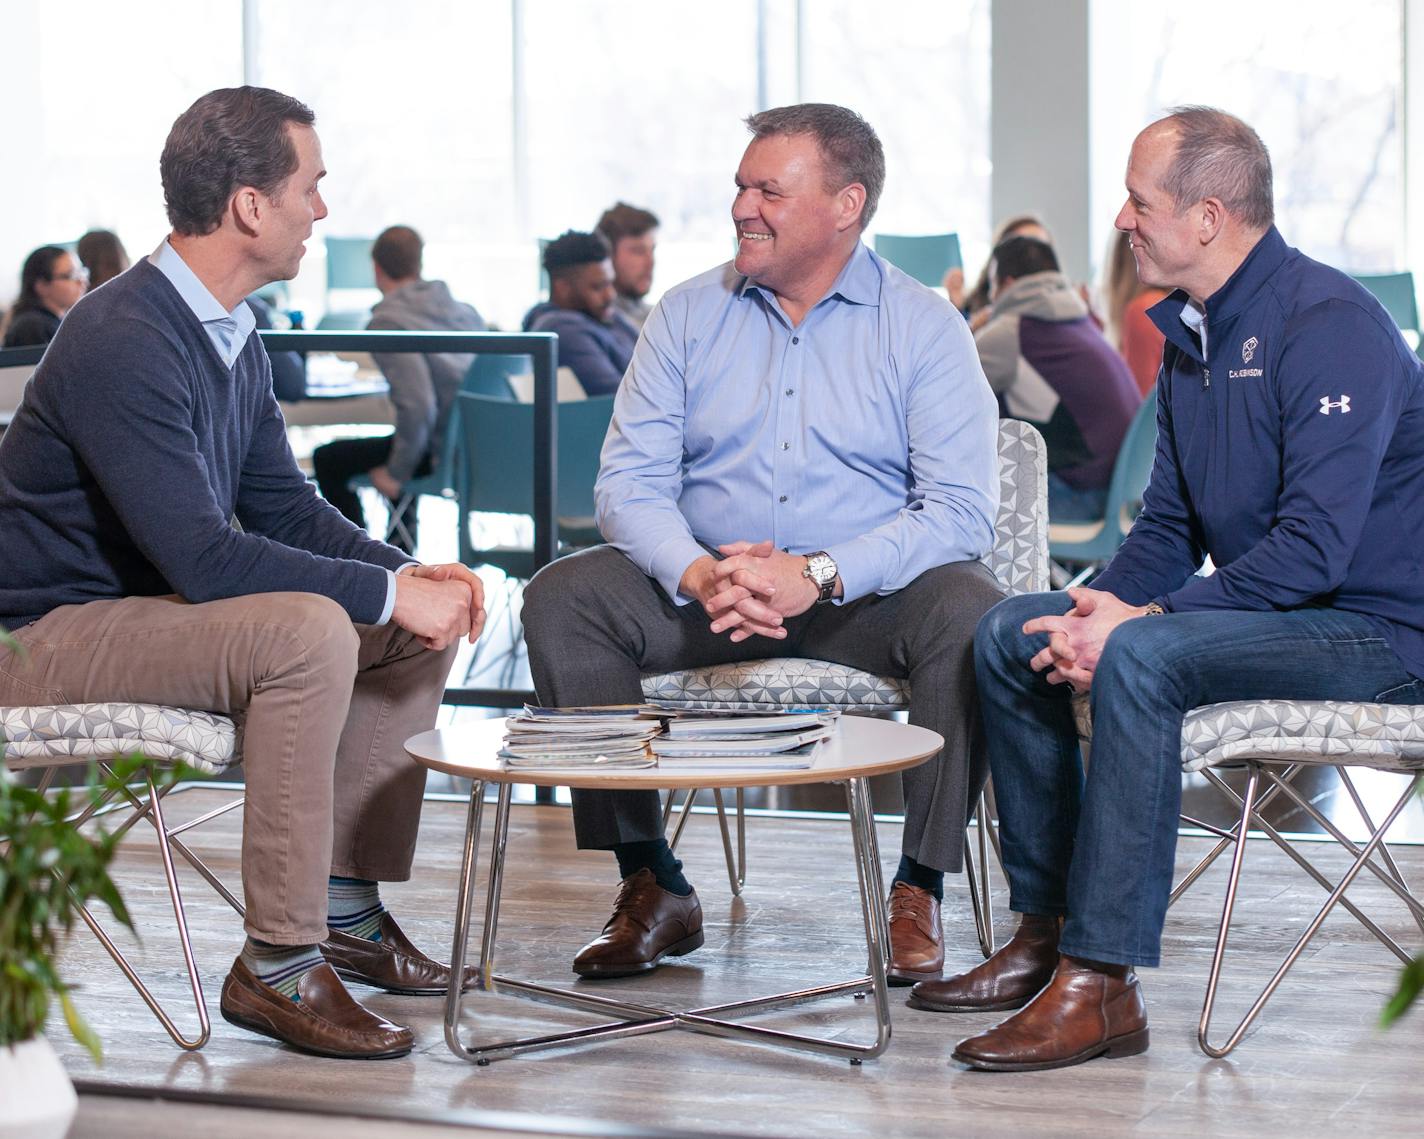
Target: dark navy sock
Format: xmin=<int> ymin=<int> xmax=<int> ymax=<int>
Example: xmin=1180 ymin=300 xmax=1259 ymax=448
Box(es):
xmin=894 ymin=854 xmax=944 ymax=902
xmin=613 ymin=838 xmax=691 ymax=896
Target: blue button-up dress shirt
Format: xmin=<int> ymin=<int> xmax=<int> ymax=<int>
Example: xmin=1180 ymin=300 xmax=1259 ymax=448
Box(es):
xmin=594 ymin=242 xmax=999 ymax=604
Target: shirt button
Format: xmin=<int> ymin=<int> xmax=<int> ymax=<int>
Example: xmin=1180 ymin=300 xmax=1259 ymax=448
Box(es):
xmin=779 ymin=495 xmax=788 ymax=503
xmin=785 ymin=388 xmax=794 ymax=396
xmin=792 ymin=336 xmax=800 ymax=345
xmin=781 ymin=442 xmax=790 ymax=450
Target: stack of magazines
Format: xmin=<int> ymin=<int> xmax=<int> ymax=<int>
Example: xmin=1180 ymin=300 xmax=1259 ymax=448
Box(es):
xmin=500 ymin=705 xmax=661 ymax=770
xmin=650 ymin=709 xmax=839 ymax=770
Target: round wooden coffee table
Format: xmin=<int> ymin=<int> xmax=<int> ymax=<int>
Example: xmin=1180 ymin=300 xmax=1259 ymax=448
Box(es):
xmin=405 ymin=714 xmax=943 ymax=1066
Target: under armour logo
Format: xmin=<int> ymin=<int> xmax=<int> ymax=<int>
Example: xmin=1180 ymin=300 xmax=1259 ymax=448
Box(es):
xmin=1242 ymin=336 xmax=1258 ymax=364
xmin=1319 ymin=396 xmax=1351 ymax=415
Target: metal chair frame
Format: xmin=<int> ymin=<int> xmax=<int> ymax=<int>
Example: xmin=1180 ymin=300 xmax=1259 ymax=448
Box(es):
xmin=25 ymin=759 xmax=245 ymax=1051
xmin=1175 ymin=759 xmax=1424 ymax=1057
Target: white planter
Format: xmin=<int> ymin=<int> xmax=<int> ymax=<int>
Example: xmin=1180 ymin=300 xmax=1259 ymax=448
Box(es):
xmin=0 ymin=1036 xmax=78 ymax=1139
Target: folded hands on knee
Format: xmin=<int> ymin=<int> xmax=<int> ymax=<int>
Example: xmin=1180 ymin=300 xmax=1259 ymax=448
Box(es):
xmin=1022 ymin=586 xmax=1152 ymax=692
xmin=679 ymin=539 xmax=820 ymax=643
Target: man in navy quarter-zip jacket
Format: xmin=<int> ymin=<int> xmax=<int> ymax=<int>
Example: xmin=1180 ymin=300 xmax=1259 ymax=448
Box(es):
xmin=0 ymin=87 xmax=487 ymax=1060
xmin=912 ymin=105 xmax=1424 ymax=1072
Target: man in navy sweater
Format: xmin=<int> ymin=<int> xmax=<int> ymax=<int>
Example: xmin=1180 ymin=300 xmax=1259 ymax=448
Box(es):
xmin=911 ymin=106 xmax=1424 ymax=1071
xmin=0 ymin=87 xmax=486 ymax=1059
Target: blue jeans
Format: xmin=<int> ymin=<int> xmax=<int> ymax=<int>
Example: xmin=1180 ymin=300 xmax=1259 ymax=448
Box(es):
xmin=975 ymin=592 xmax=1424 ymax=967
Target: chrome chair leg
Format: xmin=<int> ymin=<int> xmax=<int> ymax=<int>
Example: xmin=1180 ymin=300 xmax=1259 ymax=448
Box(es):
xmin=71 ymin=769 xmax=211 ymax=1050
xmin=1199 ymin=765 xmax=1422 ymax=1057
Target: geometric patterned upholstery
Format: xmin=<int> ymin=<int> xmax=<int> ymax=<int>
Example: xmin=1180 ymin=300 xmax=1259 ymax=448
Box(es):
xmin=1180 ymin=699 xmax=1424 ymax=773
xmin=640 ymin=419 xmax=1050 ymax=711
xmin=0 ymin=702 xmax=240 ymax=776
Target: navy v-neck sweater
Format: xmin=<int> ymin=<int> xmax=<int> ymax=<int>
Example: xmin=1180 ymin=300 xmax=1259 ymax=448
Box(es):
xmin=0 ymin=259 xmax=407 ymax=630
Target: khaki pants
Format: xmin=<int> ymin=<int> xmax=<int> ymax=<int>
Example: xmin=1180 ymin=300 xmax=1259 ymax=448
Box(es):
xmin=0 ymin=592 xmax=456 ymax=945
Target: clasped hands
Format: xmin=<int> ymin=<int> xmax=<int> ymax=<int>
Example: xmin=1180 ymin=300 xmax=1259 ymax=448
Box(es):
xmin=681 ymin=540 xmax=823 ymax=643
xmin=392 ymin=562 xmax=487 ymax=651
xmin=1022 ymin=586 xmax=1152 ymax=692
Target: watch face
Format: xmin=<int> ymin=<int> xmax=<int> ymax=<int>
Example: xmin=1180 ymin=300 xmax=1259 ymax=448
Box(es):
xmin=806 ymin=553 xmax=836 ymax=586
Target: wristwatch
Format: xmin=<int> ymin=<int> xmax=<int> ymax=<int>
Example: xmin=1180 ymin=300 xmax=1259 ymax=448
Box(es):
xmin=1142 ymin=601 xmax=1166 ymax=616
xmin=802 ymin=551 xmax=838 ymax=604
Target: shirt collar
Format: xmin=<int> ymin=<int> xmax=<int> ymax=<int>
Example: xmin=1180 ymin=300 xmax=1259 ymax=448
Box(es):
xmin=1178 ymin=296 xmax=1208 ymax=359
xmin=737 ymin=240 xmax=882 ymax=314
xmin=149 ymin=238 xmax=257 ymax=366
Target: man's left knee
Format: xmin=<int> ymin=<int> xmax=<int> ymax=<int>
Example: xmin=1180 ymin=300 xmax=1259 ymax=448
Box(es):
xmin=911 ymin=561 xmax=1008 ymax=634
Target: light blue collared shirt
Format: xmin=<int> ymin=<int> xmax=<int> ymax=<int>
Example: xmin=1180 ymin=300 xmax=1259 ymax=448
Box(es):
xmin=595 ymin=242 xmax=999 ymax=604
xmin=149 ymin=238 xmax=402 ymax=622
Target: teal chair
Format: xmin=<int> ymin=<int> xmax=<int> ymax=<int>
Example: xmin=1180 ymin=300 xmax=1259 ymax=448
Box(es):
xmin=326 ymin=236 xmax=376 ymax=291
xmin=463 ymin=354 xmax=527 ymax=400
xmin=1048 ymin=387 xmax=1158 ymax=586
xmin=873 ymin=233 xmax=962 ymax=287
xmin=348 ymin=356 xmax=518 ymax=549
xmin=1351 ymin=271 xmax=1419 ymax=336
xmin=454 ymin=392 xmax=615 ymax=576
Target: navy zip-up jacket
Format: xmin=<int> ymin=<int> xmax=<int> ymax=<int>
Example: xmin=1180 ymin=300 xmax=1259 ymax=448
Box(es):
xmin=1092 ymin=227 xmax=1424 ymax=679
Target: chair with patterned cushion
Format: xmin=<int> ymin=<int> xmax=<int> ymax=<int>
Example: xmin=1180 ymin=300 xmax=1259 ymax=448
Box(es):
xmin=1166 ymin=698 xmax=1424 ymax=1057
xmin=641 ymin=419 xmax=1049 ymax=953
xmin=0 ymin=702 xmax=245 ymax=1050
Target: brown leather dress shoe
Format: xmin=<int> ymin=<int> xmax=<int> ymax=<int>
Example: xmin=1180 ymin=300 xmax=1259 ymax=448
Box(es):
xmin=907 ymin=913 xmax=1060 ymax=1012
xmin=220 ymin=957 xmax=414 ymax=1060
xmin=887 ymin=882 xmax=944 ymax=985
xmin=322 ymin=912 xmax=477 ymax=995
xmin=573 ymin=868 xmax=703 ymax=979
xmin=951 ymin=954 xmax=1149 ymax=1072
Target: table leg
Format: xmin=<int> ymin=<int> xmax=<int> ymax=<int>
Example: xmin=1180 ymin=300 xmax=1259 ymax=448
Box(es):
xmin=446 ymin=776 xmax=894 ymax=1065
xmin=444 ymin=781 xmax=486 ymax=1059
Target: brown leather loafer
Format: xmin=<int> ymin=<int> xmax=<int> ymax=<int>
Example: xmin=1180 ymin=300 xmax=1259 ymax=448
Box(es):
xmin=887 ymin=882 xmax=944 ymax=985
xmin=908 ymin=913 xmax=1060 ymax=1012
xmin=220 ymin=957 xmax=414 ymax=1060
xmin=951 ymin=954 xmax=1149 ymax=1072
xmin=322 ymin=912 xmax=477 ymax=995
xmin=573 ymin=868 xmax=703 ymax=979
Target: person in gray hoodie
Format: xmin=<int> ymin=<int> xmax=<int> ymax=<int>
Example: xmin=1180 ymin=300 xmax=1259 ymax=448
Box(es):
xmin=313 ymin=225 xmax=484 ymax=552
xmin=973 ymin=235 xmax=1142 ymax=522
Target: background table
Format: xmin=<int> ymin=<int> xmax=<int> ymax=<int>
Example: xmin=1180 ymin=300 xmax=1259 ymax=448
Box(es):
xmin=405 ymin=714 xmax=944 ymax=1066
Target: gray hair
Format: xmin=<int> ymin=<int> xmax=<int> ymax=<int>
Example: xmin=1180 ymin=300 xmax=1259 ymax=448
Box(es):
xmin=1153 ymin=106 xmax=1274 ymax=230
xmin=744 ymin=103 xmax=885 ymax=228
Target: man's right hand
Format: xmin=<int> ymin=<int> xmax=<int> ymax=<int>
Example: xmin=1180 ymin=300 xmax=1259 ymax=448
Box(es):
xmin=391 ymin=571 xmax=478 ymax=650
xmin=680 ymin=543 xmax=788 ymax=643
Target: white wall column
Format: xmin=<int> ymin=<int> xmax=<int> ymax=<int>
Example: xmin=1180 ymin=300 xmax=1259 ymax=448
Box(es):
xmin=990 ymin=0 xmax=1092 ymax=280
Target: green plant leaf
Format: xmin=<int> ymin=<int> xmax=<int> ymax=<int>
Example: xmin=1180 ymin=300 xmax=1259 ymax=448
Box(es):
xmin=1382 ymin=955 xmax=1424 ymax=1027
xmin=60 ymin=990 xmax=103 ymax=1064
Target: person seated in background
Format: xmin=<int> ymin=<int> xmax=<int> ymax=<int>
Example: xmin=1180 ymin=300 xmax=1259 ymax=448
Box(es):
xmin=973 ymin=235 xmax=1141 ymax=522
xmin=313 ymin=224 xmax=485 ymax=554
xmin=1101 ymin=229 xmax=1169 ymax=395
xmin=246 ymin=291 xmax=307 ymax=401
xmin=947 ymin=214 xmax=1050 ymax=332
xmin=76 ymin=229 xmax=131 ymax=291
xmin=596 ymin=201 xmax=659 ymax=329
xmin=522 ymin=230 xmax=639 ymax=396
xmin=1 ymin=246 xmax=88 ymax=348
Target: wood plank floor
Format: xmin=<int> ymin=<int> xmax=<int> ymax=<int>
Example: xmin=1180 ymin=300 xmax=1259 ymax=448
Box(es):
xmin=50 ymin=787 xmax=1424 ymax=1138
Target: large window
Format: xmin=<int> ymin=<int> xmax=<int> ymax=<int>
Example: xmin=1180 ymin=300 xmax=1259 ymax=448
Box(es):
xmin=1092 ymin=0 xmax=1404 ymax=273
xmin=0 ymin=1 xmax=241 ymax=301
xmin=800 ymin=0 xmax=991 ymax=256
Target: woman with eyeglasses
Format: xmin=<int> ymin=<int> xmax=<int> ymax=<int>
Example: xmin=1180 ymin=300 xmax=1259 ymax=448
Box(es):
xmin=1 ymin=245 xmax=88 ymax=348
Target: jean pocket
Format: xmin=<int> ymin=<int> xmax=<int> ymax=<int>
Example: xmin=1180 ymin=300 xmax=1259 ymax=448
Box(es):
xmin=1373 ymin=679 xmax=1424 ymax=705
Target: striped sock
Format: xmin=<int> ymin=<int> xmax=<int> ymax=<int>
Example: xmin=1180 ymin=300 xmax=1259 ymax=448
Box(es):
xmin=241 ymin=938 xmax=324 ymax=1001
xmin=327 ymin=875 xmax=387 ymax=941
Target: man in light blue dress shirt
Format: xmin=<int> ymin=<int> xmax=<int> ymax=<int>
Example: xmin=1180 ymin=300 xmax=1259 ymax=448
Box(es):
xmin=523 ymin=104 xmax=1003 ymax=985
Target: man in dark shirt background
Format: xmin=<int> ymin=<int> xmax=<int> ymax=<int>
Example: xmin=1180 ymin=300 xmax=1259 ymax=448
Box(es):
xmin=522 ymin=230 xmax=639 ymax=395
